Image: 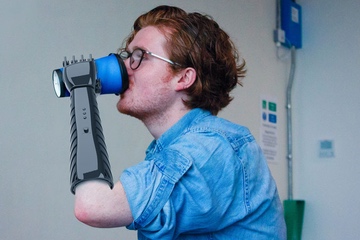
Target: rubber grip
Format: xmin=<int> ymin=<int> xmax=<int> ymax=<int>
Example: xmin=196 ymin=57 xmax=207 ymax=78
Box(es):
xmin=69 ymin=86 xmax=113 ymax=194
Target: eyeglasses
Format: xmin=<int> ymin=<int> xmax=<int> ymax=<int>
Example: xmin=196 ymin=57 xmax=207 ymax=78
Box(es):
xmin=119 ymin=48 xmax=179 ymax=70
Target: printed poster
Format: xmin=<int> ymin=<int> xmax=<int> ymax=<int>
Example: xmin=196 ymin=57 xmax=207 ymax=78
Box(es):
xmin=260 ymin=96 xmax=278 ymax=163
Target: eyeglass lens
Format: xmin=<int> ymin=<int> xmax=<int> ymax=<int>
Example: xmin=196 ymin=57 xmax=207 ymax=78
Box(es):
xmin=119 ymin=49 xmax=144 ymax=70
xmin=131 ymin=49 xmax=144 ymax=70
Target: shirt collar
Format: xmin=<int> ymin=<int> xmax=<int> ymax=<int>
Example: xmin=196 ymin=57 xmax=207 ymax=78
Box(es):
xmin=145 ymin=108 xmax=211 ymax=156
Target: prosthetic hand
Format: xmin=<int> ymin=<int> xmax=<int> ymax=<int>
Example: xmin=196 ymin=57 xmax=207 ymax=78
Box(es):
xmin=58 ymin=55 xmax=126 ymax=194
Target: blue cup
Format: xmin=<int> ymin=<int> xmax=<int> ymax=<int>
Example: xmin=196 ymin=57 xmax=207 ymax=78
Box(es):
xmin=52 ymin=53 xmax=128 ymax=98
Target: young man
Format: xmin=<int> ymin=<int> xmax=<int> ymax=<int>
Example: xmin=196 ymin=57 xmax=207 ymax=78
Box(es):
xmin=73 ymin=5 xmax=286 ymax=239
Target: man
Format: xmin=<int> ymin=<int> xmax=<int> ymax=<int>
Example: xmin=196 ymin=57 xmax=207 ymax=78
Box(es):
xmin=73 ymin=5 xmax=286 ymax=239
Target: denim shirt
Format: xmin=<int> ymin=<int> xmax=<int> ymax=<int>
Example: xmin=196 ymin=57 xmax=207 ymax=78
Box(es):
xmin=120 ymin=108 xmax=286 ymax=239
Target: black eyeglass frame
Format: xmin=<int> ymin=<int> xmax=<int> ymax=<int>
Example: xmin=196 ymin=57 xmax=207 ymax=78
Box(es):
xmin=119 ymin=48 xmax=180 ymax=70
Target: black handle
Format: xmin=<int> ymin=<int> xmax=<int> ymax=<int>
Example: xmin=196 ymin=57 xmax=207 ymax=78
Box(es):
xmin=62 ymin=57 xmax=113 ymax=194
xmin=69 ymin=86 xmax=113 ymax=194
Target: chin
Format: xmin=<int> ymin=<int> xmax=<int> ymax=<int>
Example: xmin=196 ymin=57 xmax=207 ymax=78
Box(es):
xmin=116 ymin=100 xmax=133 ymax=117
xmin=116 ymin=100 xmax=126 ymax=113
xmin=116 ymin=93 xmax=126 ymax=110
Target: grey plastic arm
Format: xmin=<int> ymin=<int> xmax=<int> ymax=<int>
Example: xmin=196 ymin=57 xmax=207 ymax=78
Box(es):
xmin=62 ymin=57 xmax=113 ymax=194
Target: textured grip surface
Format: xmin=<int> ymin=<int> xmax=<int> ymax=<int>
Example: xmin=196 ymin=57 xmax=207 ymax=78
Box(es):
xmin=69 ymin=86 xmax=113 ymax=194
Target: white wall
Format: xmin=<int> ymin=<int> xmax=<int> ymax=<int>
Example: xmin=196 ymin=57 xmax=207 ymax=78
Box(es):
xmin=294 ymin=0 xmax=360 ymax=239
xmin=0 ymin=0 xmax=290 ymax=239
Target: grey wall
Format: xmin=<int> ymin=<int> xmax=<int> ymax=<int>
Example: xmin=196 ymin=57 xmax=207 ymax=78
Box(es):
xmin=4 ymin=0 xmax=348 ymax=239
xmin=294 ymin=0 xmax=360 ymax=239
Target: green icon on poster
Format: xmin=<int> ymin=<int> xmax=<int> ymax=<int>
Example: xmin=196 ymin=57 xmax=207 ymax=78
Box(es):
xmin=269 ymin=102 xmax=277 ymax=112
xmin=262 ymin=100 xmax=267 ymax=109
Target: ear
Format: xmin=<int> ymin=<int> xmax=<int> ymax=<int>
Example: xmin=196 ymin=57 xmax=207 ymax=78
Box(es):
xmin=174 ymin=67 xmax=196 ymax=91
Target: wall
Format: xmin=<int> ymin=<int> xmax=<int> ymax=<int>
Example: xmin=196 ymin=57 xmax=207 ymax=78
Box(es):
xmin=294 ymin=0 xmax=360 ymax=239
xmin=0 ymin=0 xmax=289 ymax=239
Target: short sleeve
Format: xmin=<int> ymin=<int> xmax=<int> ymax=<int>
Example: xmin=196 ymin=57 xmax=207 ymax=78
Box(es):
xmin=120 ymin=149 xmax=192 ymax=239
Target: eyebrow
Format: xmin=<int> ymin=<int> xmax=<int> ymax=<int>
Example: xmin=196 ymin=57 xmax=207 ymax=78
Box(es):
xmin=128 ymin=45 xmax=146 ymax=51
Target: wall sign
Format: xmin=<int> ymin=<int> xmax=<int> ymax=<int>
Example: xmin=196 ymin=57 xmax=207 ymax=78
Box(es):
xmin=260 ymin=96 xmax=278 ymax=163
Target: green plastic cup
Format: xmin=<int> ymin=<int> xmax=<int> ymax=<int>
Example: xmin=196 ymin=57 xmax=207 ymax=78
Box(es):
xmin=284 ymin=199 xmax=305 ymax=240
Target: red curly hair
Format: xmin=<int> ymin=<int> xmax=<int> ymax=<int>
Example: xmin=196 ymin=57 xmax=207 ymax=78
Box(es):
xmin=121 ymin=5 xmax=246 ymax=115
